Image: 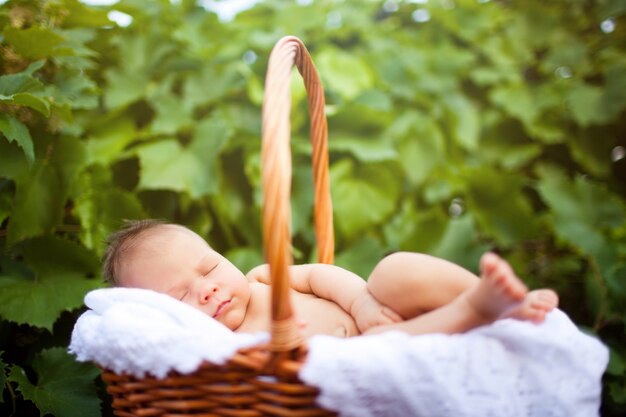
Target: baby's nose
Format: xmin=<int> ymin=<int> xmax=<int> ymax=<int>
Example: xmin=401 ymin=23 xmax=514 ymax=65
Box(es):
xmin=198 ymin=284 xmax=218 ymax=304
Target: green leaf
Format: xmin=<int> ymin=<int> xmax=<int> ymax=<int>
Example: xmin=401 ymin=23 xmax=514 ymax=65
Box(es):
xmin=542 ymin=36 xmax=589 ymax=75
xmin=6 ymin=163 xmax=64 ymax=244
xmin=150 ymin=93 xmax=194 ymax=134
xmin=604 ymin=62 xmax=626 ymax=119
xmin=103 ymin=69 xmax=148 ymax=109
xmin=3 ymin=26 xmax=66 ymax=59
xmin=330 ymin=160 xmax=400 ymax=238
xmin=430 ymin=215 xmax=490 ymax=272
xmin=606 ymin=264 xmax=626 ymax=305
xmin=354 ymin=89 xmax=393 ymax=112
xmin=0 ymin=61 xmax=44 ymax=94
xmin=0 ymin=62 xmax=50 ymax=116
xmin=0 ymin=92 xmax=51 ymax=117
xmin=464 ymin=167 xmax=539 ymax=245
xmin=393 ymin=116 xmax=446 ymax=186
xmin=567 ymin=84 xmax=609 ymax=127
xmin=63 ymin=0 xmax=112 ymax=27
xmin=383 ymin=203 xmax=447 ymax=253
xmin=183 ymin=64 xmax=247 ymax=108
xmin=537 ymin=174 xmax=625 ymax=273
xmin=0 ymin=136 xmax=29 ymax=180
xmin=335 ymin=236 xmax=385 ymax=279
xmin=7 ymin=136 xmax=86 ymax=244
xmin=608 ymin=379 xmax=626 ymax=405
xmin=9 ymin=348 xmax=101 ymax=417
xmin=290 ymin=161 xmax=314 ymax=237
xmin=0 ymin=114 xmax=34 ymax=164
xmin=225 ymin=247 xmax=264 ymax=275
xmin=569 ymin=132 xmax=614 ymax=178
xmin=490 ymin=85 xmax=538 ymax=126
xmin=480 ymin=139 xmax=542 ymax=170
xmin=0 ymin=180 xmax=12 ymax=225
xmin=537 ymin=176 xmax=625 ymax=244
xmin=137 ymin=116 xmax=232 ymax=198
xmin=85 ymin=116 xmax=137 ymax=165
xmin=0 ymin=236 xmax=101 ymax=329
xmin=316 ymin=48 xmax=374 ymax=100
xmin=329 ymin=136 xmax=397 ymax=162
xmin=74 ymin=170 xmax=146 ymax=253
xmin=444 ymin=95 xmax=480 ymax=150
xmin=51 ymin=71 xmax=99 ymax=110
xmin=599 ymin=0 xmax=626 ymax=19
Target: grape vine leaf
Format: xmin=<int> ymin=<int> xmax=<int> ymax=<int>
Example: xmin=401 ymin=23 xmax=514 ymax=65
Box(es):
xmin=6 ymin=163 xmax=64 ymax=245
xmin=464 ymin=167 xmax=539 ymax=245
xmin=0 ymin=61 xmax=50 ymax=117
xmin=85 ymin=116 xmax=137 ymax=165
xmin=537 ymin=174 xmax=625 ymax=270
xmin=329 ymin=135 xmax=398 ymax=162
xmin=443 ymin=94 xmax=480 ymax=150
xmin=103 ymin=68 xmax=148 ymax=109
xmin=8 ymin=348 xmax=101 ymax=417
xmin=567 ymin=84 xmax=609 ymax=127
xmin=0 ymin=236 xmax=101 ymax=330
xmin=137 ymin=116 xmax=232 ymax=198
xmin=75 ymin=182 xmax=146 ymax=253
xmin=330 ymin=159 xmax=400 ymax=239
xmin=396 ymin=121 xmax=446 ymax=187
xmin=490 ymin=84 xmax=538 ymax=126
xmin=0 ymin=114 xmax=34 ymax=165
xmin=3 ymin=26 xmax=66 ymax=59
xmin=335 ymin=236 xmax=385 ymax=279
xmin=316 ymin=48 xmax=374 ymax=100
xmin=7 ymin=136 xmax=86 ymax=245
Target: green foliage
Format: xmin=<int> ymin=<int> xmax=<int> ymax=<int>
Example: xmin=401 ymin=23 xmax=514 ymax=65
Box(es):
xmin=8 ymin=348 xmax=101 ymax=417
xmin=0 ymin=352 xmax=7 ymax=404
xmin=0 ymin=0 xmax=625 ymax=415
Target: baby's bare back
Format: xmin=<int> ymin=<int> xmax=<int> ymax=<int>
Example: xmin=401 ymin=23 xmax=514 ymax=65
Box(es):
xmin=237 ymin=282 xmax=359 ymax=338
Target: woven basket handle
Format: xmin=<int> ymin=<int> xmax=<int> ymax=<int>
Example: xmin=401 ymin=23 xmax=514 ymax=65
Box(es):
xmin=262 ymin=36 xmax=334 ymax=352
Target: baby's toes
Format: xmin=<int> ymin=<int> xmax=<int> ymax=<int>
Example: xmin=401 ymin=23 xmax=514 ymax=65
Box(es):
xmin=530 ymin=299 xmax=554 ymax=314
xmin=535 ymin=289 xmax=559 ymax=309
xmin=480 ymin=252 xmax=499 ymax=276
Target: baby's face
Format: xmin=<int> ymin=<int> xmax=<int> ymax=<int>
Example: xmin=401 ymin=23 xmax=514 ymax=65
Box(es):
xmin=117 ymin=225 xmax=250 ymax=331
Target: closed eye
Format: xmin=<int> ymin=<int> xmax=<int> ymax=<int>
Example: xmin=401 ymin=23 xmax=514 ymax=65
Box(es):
xmin=203 ymin=262 xmax=219 ymax=277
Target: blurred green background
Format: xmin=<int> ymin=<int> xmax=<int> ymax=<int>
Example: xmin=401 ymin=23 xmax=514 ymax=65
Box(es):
xmin=1 ymin=0 xmax=625 ymax=415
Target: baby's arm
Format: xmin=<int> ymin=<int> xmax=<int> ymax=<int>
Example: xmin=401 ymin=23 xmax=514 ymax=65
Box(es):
xmin=246 ymin=264 xmax=402 ymax=332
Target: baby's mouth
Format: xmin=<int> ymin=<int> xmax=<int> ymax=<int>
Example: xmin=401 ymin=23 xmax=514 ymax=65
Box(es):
xmin=213 ymin=300 xmax=231 ymax=318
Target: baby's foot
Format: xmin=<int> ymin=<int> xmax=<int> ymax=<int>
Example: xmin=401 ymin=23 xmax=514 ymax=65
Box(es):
xmin=504 ymin=289 xmax=559 ymax=323
xmin=463 ymin=253 xmax=528 ymax=322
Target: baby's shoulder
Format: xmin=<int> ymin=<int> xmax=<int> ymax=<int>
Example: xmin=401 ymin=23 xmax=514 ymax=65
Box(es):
xmin=249 ymin=281 xmax=270 ymax=293
xmin=245 ymin=264 xmax=269 ymax=283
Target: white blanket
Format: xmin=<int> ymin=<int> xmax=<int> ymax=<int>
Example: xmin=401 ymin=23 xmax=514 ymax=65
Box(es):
xmin=69 ymin=288 xmax=268 ymax=378
xmin=70 ymin=288 xmax=608 ymax=417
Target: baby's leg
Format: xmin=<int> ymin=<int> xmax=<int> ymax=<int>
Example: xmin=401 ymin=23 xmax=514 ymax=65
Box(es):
xmin=367 ymin=252 xmax=479 ymax=319
xmin=363 ymin=253 xmax=527 ymax=336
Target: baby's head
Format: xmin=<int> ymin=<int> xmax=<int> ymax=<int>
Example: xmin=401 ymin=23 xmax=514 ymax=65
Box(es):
xmin=103 ymin=220 xmax=251 ymax=330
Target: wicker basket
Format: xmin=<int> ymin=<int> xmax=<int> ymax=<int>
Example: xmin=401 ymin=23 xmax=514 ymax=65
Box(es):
xmin=102 ymin=36 xmax=338 ymax=417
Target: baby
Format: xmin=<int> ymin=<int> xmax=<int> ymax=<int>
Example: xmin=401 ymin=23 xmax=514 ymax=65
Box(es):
xmin=103 ymin=220 xmax=558 ymax=338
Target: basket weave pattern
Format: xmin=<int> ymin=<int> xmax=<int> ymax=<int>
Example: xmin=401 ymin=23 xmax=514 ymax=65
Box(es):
xmin=102 ymin=36 xmax=337 ymax=417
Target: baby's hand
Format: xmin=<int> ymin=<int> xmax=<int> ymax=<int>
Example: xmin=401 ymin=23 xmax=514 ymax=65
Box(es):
xmin=351 ymin=291 xmax=403 ymax=333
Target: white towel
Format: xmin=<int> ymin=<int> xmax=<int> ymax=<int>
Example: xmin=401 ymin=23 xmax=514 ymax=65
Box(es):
xmin=70 ymin=288 xmax=608 ymax=416
xmin=69 ymin=288 xmax=269 ymax=378
xmin=299 ymin=310 xmax=608 ymax=417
